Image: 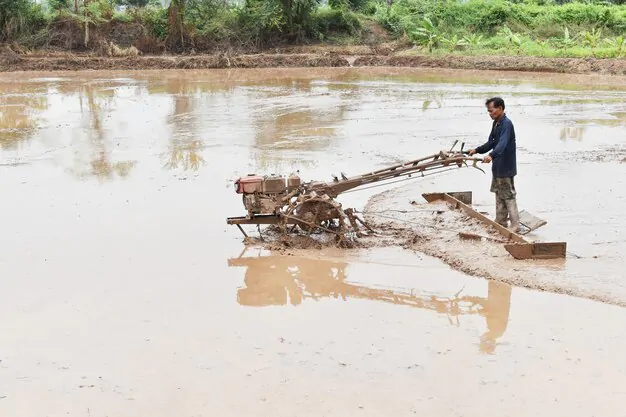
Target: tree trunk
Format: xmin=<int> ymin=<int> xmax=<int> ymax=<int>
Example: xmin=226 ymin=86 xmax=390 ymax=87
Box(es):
xmin=166 ymin=0 xmax=186 ymax=52
xmin=84 ymin=21 xmax=89 ymax=47
xmin=83 ymin=0 xmax=89 ymax=48
xmin=282 ymin=0 xmax=293 ymax=32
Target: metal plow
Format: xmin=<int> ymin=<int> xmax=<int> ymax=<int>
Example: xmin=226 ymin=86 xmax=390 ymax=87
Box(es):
xmin=227 ymin=141 xmax=485 ymax=244
xmin=422 ymin=191 xmax=567 ymax=260
xmin=226 ymin=141 xmax=567 ymax=259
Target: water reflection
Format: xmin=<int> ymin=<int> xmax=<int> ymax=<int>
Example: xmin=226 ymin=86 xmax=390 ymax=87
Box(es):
xmin=228 ymin=250 xmax=511 ymax=353
xmin=159 ymin=79 xmax=207 ymax=172
xmin=422 ymin=91 xmax=446 ymax=111
xmin=559 ymin=126 xmax=585 ymax=141
xmin=69 ymin=83 xmax=136 ymax=180
xmin=0 ymin=85 xmax=47 ymax=150
xmin=581 ymin=112 xmax=626 ymax=128
xmin=251 ymin=80 xmax=350 ymax=171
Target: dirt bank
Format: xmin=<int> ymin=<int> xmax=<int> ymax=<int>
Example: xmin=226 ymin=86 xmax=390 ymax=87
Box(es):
xmin=354 ymin=54 xmax=626 ymax=75
xmin=2 ymin=47 xmax=626 ymax=75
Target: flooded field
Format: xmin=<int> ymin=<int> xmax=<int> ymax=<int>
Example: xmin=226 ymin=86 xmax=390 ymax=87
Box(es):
xmin=1 ymin=67 xmax=625 ymax=416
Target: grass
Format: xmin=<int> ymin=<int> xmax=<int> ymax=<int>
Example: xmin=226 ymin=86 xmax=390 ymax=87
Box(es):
xmin=2 ymin=0 xmax=625 ymax=59
xmin=371 ymin=0 xmax=626 ymax=58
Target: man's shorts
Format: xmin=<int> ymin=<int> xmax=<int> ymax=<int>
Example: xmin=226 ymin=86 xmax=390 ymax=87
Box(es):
xmin=490 ymin=176 xmax=516 ymax=199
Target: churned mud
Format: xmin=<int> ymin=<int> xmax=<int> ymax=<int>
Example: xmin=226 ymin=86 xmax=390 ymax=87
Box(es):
xmin=2 ymin=45 xmax=626 ymax=75
xmin=361 ymin=191 xmax=626 ymax=307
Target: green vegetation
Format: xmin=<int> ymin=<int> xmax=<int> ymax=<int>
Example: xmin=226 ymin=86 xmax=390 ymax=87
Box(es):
xmin=373 ymin=0 xmax=626 ymax=57
xmin=1 ymin=0 xmax=625 ymax=58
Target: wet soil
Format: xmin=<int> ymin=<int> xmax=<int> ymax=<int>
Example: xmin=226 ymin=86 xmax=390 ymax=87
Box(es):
xmin=1 ymin=67 xmax=625 ymax=416
xmin=363 ymin=193 xmax=626 ymax=307
xmin=2 ymin=46 xmax=626 ymax=75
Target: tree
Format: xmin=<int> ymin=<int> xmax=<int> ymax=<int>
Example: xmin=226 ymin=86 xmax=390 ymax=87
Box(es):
xmin=48 ymin=0 xmax=72 ymax=11
xmin=166 ymin=0 xmax=186 ymax=51
xmin=0 ymin=0 xmax=32 ymax=41
xmin=116 ymin=0 xmax=151 ymax=6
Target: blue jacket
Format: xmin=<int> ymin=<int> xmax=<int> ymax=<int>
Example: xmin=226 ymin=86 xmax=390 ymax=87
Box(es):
xmin=475 ymin=114 xmax=517 ymax=178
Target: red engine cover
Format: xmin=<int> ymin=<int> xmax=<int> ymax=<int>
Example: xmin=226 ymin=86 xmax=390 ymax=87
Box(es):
xmin=235 ymin=175 xmax=263 ymax=194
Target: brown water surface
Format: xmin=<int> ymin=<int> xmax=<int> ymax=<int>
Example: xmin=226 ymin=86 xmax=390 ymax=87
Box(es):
xmin=1 ymin=67 xmax=625 ymax=416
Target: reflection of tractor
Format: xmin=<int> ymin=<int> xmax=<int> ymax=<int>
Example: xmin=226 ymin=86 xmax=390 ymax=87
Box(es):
xmin=227 ymin=250 xmax=512 ymax=353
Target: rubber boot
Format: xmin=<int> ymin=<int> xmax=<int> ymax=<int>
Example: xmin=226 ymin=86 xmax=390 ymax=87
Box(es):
xmin=505 ymin=198 xmax=521 ymax=233
xmin=495 ymin=195 xmax=509 ymax=227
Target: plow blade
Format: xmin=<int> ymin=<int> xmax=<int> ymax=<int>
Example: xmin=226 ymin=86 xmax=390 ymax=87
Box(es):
xmin=422 ymin=192 xmax=566 ymax=260
xmin=518 ymin=210 xmax=548 ymax=234
xmin=503 ymin=242 xmax=567 ymax=260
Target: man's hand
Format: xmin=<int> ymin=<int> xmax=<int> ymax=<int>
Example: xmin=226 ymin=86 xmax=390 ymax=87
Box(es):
xmin=483 ymin=155 xmax=492 ymax=163
xmin=467 ymin=149 xmax=477 ymax=156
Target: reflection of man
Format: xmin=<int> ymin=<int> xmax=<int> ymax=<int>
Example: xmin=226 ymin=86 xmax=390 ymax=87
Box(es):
xmin=479 ymin=281 xmax=512 ymax=354
xmin=468 ymin=97 xmax=520 ymax=232
xmin=229 ymin=254 xmax=512 ymax=353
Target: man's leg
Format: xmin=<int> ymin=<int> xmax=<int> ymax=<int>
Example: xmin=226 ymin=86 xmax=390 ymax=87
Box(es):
xmin=497 ymin=176 xmax=520 ymax=232
xmin=491 ymin=176 xmax=509 ymax=227
xmin=505 ymin=198 xmax=520 ymax=232
xmin=495 ymin=194 xmax=509 ymax=227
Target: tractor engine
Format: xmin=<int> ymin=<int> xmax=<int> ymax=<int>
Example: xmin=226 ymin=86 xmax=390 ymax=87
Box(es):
xmin=234 ymin=173 xmax=301 ymax=217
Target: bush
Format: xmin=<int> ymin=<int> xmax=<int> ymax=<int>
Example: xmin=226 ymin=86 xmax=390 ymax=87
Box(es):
xmin=141 ymin=5 xmax=168 ymax=40
xmin=0 ymin=0 xmax=47 ymax=41
xmin=377 ymin=0 xmax=626 ymax=36
xmin=329 ymin=0 xmax=371 ymax=11
xmin=313 ymin=6 xmax=362 ymax=37
xmin=4 ymin=0 xmax=626 ymax=58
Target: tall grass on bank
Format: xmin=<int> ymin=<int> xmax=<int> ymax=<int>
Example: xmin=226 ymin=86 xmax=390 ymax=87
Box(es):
xmin=1 ymin=0 xmax=625 ymax=58
xmin=2 ymin=0 xmax=363 ymax=51
xmin=372 ymin=0 xmax=626 ymax=57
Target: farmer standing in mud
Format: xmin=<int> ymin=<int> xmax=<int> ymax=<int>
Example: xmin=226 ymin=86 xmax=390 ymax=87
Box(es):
xmin=468 ymin=97 xmax=521 ymax=232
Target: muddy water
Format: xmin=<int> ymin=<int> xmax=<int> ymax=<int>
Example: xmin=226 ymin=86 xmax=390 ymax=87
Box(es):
xmin=1 ymin=68 xmax=625 ymax=416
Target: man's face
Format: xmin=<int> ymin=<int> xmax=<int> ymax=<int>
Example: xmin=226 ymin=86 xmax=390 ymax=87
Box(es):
xmin=487 ymin=102 xmax=503 ymax=120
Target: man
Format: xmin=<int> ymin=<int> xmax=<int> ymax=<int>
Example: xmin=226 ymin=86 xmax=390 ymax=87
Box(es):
xmin=468 ymin=97 xmax=520 ymax=232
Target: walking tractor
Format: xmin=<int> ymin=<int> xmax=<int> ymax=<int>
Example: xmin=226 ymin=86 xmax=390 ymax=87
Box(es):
xmin=226 ymin=141 xmax=566 ymax=260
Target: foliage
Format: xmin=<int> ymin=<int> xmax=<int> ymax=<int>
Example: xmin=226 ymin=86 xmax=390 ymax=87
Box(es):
xmin=117 ymin=0 xmax=151 ymax=6
xmin=2 ymin=0 xmax=625 ymax=58
xmin=48 ymin=0 xmax=72 ymax=11
xmin=372 ymin=0 xmax=626 ymax=57
xmin=0 ymin=0 xmax=46 ymax=41
xmin=329 ymin=0 xmax=370 ymax=11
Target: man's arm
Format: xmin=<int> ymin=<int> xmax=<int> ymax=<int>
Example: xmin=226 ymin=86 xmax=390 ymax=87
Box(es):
xmin=468 ymin=140 xmax=493 ymax=155
xmin=489 ymin=120 xmax=513 ymax=159
xmin=474 ymin=141 xmax=493 ymax=154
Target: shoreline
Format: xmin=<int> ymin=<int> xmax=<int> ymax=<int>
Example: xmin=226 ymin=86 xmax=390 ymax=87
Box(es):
xmin=1 ymin=52 xmax=625 ymax=75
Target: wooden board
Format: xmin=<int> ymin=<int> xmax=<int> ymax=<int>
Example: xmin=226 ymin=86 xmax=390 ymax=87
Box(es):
xmin=448 ymin=191 xmax=473 ymax=205
xmin=422 ymin=192 xmax=445 ymax=203
xmin=423 ymin=191 xmax=472 ymax=205
xmin=436 ymin=193 xmax=527 ymax=243
xmin=518 ymin=210 xmax=548 ymax=232
xmin=504 ymin=242 xmax=567 ymax=260
xmin=421 ymin=192 xmax=567 ymax=259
